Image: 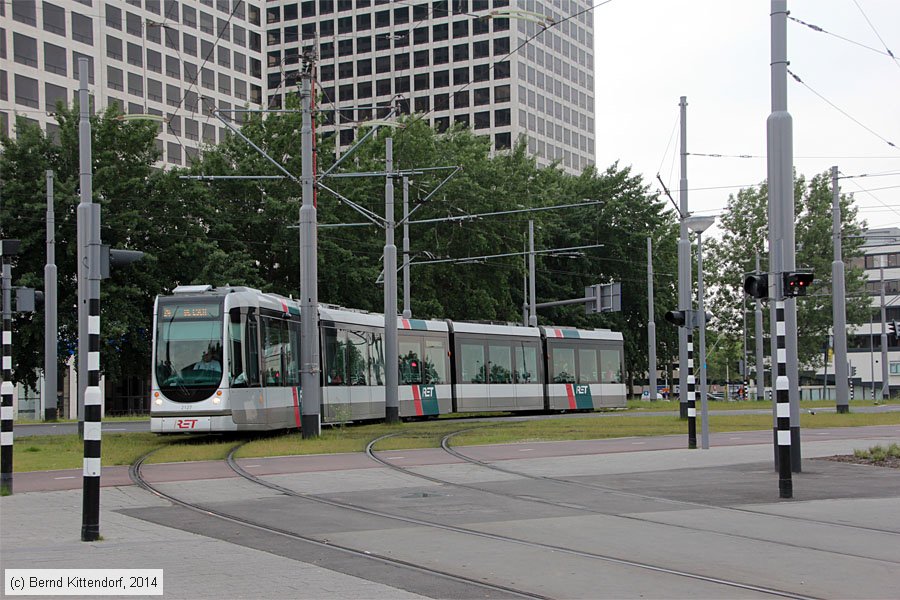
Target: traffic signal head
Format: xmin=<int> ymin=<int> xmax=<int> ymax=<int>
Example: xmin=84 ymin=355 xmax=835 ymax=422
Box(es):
xmin=783 ymin=271 xmax=814 ymax=297
xmin=665 ymin=310 xmax=688 ymax=327
xmin=890 ymin=320 xmax=900 ymax=337
xmin=743 ymin=273 xmax=769 ymax=299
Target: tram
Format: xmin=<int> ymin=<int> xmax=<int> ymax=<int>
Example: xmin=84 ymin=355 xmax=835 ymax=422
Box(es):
xmin=151 ymin=285 xmax=626 ymax=433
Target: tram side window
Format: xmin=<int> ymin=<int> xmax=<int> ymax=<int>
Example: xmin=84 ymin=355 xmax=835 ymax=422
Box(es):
xmin=460 ymin=342 xmax=486 ymax=383
xmin=368 ymin=330 xmax=385 ymax=385
xmin=236 ymin=311 xmax=260 ymax=387
xmin=424 ymin=338 xmax=447 ymax=384
xmin=514 ymin=343 xmax=537 ymax=383
xmin=286 ymin=321 xmax=301 ymax=385
xmin=399 ymin=340 xmax=422 ymax=384
xmin=601 ymin=349 xmax=622 ymax=383
xmin=322 ymin=326 xmax=345 ymax=385
xmin=551 ymin=346 xmax=576 ymax=383
xmin=578 ymin=348 xmax=599 ymax=384
xmin=346 ymin=329 xmax=368 ymax=385
xmin=488 ymin=343 xmax=512 ymax=384
xmin=229 ymin=309 xmax=244 ymax=386
xmin=261 ymin=316 xmax=290 ymax=386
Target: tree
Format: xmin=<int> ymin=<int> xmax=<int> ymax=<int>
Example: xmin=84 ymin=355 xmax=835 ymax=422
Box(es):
xmin=705 ymin=172 xmax=868 ymax=372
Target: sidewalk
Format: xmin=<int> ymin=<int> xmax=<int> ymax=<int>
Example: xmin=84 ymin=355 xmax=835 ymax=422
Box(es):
xmin=2 ymin=428 xmax=898 ymax=599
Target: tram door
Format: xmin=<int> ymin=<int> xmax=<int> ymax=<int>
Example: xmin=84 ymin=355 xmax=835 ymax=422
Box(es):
xmin=229 ymin=308 xmax=265 ymax=424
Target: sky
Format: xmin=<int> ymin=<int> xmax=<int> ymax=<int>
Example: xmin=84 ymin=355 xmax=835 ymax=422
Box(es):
xmin=591 ymin=0 xmax=900 ymax=237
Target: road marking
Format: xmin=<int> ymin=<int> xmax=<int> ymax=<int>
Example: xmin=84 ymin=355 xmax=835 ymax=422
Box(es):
xmin=518 ymin=448 xmax=534 ymax=452
xmin=631 ymin=441 xmax=646 ymax=445
xmin=729 ymin=437 xmax=743 ymax=440
xmin=54 ymin=476 xmax=76 ymax=480
xmin=244 ymin=464 xmax=261 ymax=468
xmin=105 ymin=428 xmax=127 ymax=431
xmin=387 ymin=456 xmax=406 ymax=460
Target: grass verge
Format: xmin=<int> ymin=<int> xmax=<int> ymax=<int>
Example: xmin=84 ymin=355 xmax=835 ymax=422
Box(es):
xmin=10 ymin=410 xmax=900 ymax=473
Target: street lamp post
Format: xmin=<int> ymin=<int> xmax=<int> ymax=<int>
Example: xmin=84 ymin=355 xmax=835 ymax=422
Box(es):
xmin=685 ymin=215 xmax=716 ymax=450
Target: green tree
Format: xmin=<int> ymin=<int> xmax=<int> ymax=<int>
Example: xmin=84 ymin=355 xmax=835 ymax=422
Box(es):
xmin=706 ymin=172 xmax=868 ymax=373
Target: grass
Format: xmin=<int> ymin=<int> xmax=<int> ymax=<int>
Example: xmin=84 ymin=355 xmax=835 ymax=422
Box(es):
xmin=626 ymin=398 xmax=889 ymax=411
xmin=853 ymin=442 xmax=900 ymax=462
xmin=9 ymin=409 xmax=900 ymax=473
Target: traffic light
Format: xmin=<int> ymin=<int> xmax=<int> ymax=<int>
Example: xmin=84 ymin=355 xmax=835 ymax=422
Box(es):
xmin=890 ymin=320 xmax=900 ymax=338
xmin=15 ymin=288 xmax=43 ymax=312
xmin=783 ymin=271 xmax=814 ymax=297
xmin=100 ymin=246 xmax=145 ymax=279
xmin=665 ymin=310 xmax=688 ymax=327
xmin=743 ymin=273 xmax=769 ymax=299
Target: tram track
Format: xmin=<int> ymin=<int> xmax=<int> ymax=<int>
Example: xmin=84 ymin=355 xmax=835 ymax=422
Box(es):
xmin=439 ymin=430 xmax=900 ymax=539
xmin=221 ymin=435 xmax=827 ymax=599
xmin=129 ymin=446 xmax=551 ymax=600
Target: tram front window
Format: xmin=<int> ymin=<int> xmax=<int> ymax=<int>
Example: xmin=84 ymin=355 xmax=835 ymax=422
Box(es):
xmin=155 ymin=301 xmax=223 ymax=402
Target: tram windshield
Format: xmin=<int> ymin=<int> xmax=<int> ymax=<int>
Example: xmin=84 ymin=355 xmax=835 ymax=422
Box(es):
xmin=155 ymin=299 xmax=224 ymax=402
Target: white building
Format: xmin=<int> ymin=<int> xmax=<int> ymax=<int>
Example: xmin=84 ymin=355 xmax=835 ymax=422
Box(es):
xmin=834 ymin=227 xmax=900 ymax=399
xmin=1 ymin=0 xmax=266 ymax=166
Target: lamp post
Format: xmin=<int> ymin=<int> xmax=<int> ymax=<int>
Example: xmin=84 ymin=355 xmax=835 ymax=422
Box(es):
xmin=685 ymin=215 xmax=716 ymax=450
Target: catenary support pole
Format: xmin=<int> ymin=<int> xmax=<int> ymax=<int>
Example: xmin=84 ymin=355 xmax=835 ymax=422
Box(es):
xmin=880 ymin=266 xmax=889 ymax=401
xmin=697 ymin=233 xmax=710 ymax=449
xmin=528 ymin=220 xmax=537 ymax=328
xmin=687 ymin=333 xmax=697 ymax=449
xmin=831 ymin=166 xmax=849 ymax=413
xmin=384 ymin=138 xmax=399 ymax=424
xmin=1 ymin=254 xmax=13 ymax=495
xmin=402 ymin=176 xmax=411 ymax=319
xmin=647 ymin=238 xmax=656 ymax=401
xmin=299 ymin=61 xmax=321 ymax=438
xmin=45 ymin=171 xmax=58 ymax=421
xmin=678 ymin=96 xmax=691 ymax=419
xmin=768 ymin=0 xmax=797 ymax=487
xmin=79 ymin=58 xmax=103 ymax=541
xmin=76 ymin=60 xmax=94 ymax=437
xmin=755 ymin=253 xmax=765 ymax=401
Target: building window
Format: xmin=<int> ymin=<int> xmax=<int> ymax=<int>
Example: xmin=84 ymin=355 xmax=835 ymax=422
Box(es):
xmin=433 ymin=23 xmax=448 ymax=41
xmin=434 ymin=47 xmax=449 ymax=65
xmin=43 ymin=3 xmax=67 ymax=36
xmin=394 ymin=76 xmax=409 ymax=93
xmin=434 ymin=94 xmax=449 ymax=111
xmin=72 ymin=14 xmax=93 ymax=45
xmin=13 ymin=34 xmax=38 ymax=68
xmin=473 ymin=64 xmax=490 ymax=82
xmin=494 ymin=84 xmax=510 ymax=103
xmin=453 ymin=44 xmax=469 ymax=61
xmin=433 ymin=70 xmax=449 ymax=88
xmin=453 ymin=20 xmax=468 ymax=38
xmin=473 ymin=40 xmax=489 ymax=58
xmin=494 ymin=108 xmax=510 ymax=126
xmin=474 ymin=87 xmax=490 ymax=106
xmin=414 ymin=73 xmax=429 ymax=91
xmin=413 ymin=50 xmax=429 ymax=68
xmin=454 ymin=90 xmax=469 ymax=108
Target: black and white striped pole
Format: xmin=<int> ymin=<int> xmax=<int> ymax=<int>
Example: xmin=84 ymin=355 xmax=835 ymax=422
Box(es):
xmin=77 ymin=57 xmax=103 ymax=540
xmin=774 ymin=302 xmax=792 ymax=498
xmin=1 ymin=240 xmax=20 ymax=496
xmin=687 ymin=333 xmax=697 ymax=449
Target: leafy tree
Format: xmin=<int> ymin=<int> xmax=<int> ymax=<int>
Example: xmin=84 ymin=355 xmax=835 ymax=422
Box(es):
xmin=705 ymin=172 xmax=868 ymax=375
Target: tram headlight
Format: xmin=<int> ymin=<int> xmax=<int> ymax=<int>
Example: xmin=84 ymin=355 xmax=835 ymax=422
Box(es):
xmin=153 ymin=392 xmax=162 ymax=406
xmin=213 ymin=391 xmax=222 ymax=405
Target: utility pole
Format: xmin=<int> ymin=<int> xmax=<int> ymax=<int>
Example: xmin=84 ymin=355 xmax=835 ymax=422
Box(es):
xmin=755 ymin=252 xmax=765 ymax=401
xmin=299 ymin=56 xmax=321 ymax=438
xmin=768 ymin=0 xmax=794 ymax=496
xmin=1 ymin=240 xmax=19 ymax=496
xmin=677 ymin=96 xmax=691 ymax=419
xmin=831 ymin=166 xmax=849 ymax=413
xmin=45 ymin=171 xmax=58 ymax=420
xmin=402 ymin=176 xmax=411 ymax=319
xmin=528 ymin=220 xmax=537 ymax=327
xmin=77 ymin=58 xmax=103 ymax=541
xmin=384 ymin=138 xmax=399 ymax=424
xmin=647 ymin=238 xmax=656 ymax=400
xmin=880 ymin=265 xmax=889 ymax=401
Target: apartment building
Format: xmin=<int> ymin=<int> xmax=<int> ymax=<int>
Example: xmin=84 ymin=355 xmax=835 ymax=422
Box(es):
xmin=265 ymin=0 xmax=595 ymax=174
xmin=3 ymin=1 xmax=594 ymax=171
xmin=1 ymin=0 xmax=266 ymax=166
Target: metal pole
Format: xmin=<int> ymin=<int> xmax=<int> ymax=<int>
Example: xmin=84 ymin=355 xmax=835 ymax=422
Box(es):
xmin=832 ymin=165 xmax=849 ymax=413
xmin=402 ymin=176 xmax=411 ymax=319
xmin=384 ymin=138 xmax=399 ymax=423
xmin=76 ymin=60 xmax=94 ymax=436
xmin=697 ymin=233 xmax=709 ymax=449
xmin=768 ymin=0 xmax=793 ymax=495
xmin=522 ymin=240 xmax=528 ymax=326
xmin=528 ymin=220 xmax=537 ymax=328
xmin=78 ymin=58 xmax=102 ymax=541
xmin=1 ymin=256 xmax=13 ymax=495
xmin=678 ymin=96 xmax=691 ymax=419
xmin=880 ymin=266 xmax=889 ymax=401
xmin=647 ymin=238 xmax=657 ymax=401
xmin=755 ymin=253 xmax=766 ymax=401
xmin=45 ymin=171 xmax=58 ymax=421
xmin=742 ymin=288 xmax=748 ymax=400
xmin=299 ymin=64 xmax=321 ymax=438
xmin=870 ymin=306 xmax=876 ymax=400
xmin=687 ymin=332 xmax=697 ymax=449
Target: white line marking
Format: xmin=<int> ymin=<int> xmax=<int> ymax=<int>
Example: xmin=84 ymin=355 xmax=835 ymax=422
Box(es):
xmin=244 ymin=464 xmax=261 ymax=468
xmin=518 ymin=448 xmax=534 ymax=452
xmin=729 ymin=437 xmax=743 ymax=440
xmin=387 ymin=456 xmax=406 ymax=460
xmin=54 ymin=476 xmax=76 ymax=480
xmin=105 ymin=428 xmax=127 ymax=431
xmin=631 ymin=441 xmax=646 ymax=445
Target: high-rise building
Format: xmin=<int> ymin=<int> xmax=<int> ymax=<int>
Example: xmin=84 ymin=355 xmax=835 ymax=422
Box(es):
xmin=3 ymin=1 xmax=594 ymax=173
xmin=264 ymin=0 xmax=595 ymax=173
xmin=1 ymin=0 xmax=266 ymax=166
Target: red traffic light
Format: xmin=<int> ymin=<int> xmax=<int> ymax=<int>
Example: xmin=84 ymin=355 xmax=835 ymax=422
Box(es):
xmin=783 ymin=271 xmax=814 ymax=297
